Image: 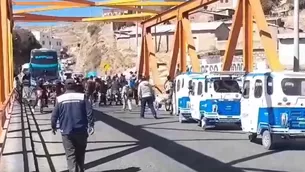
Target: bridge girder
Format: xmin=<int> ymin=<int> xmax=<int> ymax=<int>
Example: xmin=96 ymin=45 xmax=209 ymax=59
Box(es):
xmin=138 ymin=0 xmax=284 ymax=91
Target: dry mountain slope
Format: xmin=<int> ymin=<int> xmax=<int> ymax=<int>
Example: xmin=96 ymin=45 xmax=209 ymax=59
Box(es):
xmin=26 ymin=23 xmax=135 ymax=75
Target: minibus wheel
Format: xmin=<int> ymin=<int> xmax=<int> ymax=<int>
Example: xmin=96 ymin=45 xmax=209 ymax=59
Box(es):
xmin=248 ymin=133 xmax=257 ymax=142
xmin=262 ymin=130 xmax=274 ymax=150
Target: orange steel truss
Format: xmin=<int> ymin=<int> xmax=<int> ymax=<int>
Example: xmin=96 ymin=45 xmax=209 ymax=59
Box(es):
xmin=138 ymin=0 xmax=284 ymax=90
xmin=0 ymin=0 xmax=14 ymax=139
xmin=13 ymin=0 xmax=182 ymax=22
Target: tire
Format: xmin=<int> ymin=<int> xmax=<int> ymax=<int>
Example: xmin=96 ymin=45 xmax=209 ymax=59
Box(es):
xmin=179 ymin=113 xmax=186 ymax=123
xmin=248 ymin=133 xmax=257 ymax=142
xmin=262 ymin=130 xmax=274 ymax=150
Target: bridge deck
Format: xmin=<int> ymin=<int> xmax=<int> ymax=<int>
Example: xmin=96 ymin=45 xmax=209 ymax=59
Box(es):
xmin=1 ymin=103 xmax=305 ymax=172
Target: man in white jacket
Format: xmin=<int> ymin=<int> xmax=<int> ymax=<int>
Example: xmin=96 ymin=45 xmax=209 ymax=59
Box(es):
xmin=137 ymin=76 xmax=157 ymax=119
xmin=121 ymin=84 xmax=132 ymax=111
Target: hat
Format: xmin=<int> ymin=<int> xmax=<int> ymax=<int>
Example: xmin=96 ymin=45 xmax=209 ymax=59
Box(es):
xmin=65 ymin=79 xmax=75 ymax=85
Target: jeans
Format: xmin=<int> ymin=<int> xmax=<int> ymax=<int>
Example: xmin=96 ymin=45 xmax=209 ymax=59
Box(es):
xmin=22 ymin=86 xmax=31 ymax=99
xmin=62 ymin=133 xmax=88 ymax=172
xmin=140 ymin=96 xmax=157 ymax=118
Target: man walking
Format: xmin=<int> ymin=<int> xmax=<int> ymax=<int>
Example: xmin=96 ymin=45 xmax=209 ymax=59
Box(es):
xmin=51 ymin=79 xmax=94 ymax=172
xmin=138 ymin=76 xmax=157 ymax=119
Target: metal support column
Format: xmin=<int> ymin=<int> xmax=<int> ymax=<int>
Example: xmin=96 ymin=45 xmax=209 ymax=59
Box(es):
xmin=0 ymin=2 xmax=6 ymax=103
xmin=293 ymin=0 xmax=299 ymax=72
xmin=1 ymin=0 xmax=10 ymax=98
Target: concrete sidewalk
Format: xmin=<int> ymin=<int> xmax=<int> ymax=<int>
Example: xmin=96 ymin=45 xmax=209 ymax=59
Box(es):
xmin=0 ymin=103 xmax=36 ymax=172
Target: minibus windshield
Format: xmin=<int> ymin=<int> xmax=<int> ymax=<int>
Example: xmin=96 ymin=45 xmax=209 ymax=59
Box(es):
xmin=282 ymin=78 xmax=305 ymax=96
xmin=213 ymin=80 xmax=240 ymax=93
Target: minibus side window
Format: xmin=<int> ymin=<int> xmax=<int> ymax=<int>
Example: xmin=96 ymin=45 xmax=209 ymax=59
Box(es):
xmin=243 ymin=80 xmax=250 ymax=99
xmin=188 ymin=80 xmax=192 ymax=88
xmin=198 ymin=82 xmax=203 ymax=95
xmin=254 ymin=79 xmax=263 ymax=98
xmin=177 ymin=79 xmax=181 ymax=92
xmin=192 ymin=82 xmax=196 ymax=95
xmin=267 ymin=76 xmax=273 ymax=95
xmin=182 ymin=79 xmax=184 ymax=88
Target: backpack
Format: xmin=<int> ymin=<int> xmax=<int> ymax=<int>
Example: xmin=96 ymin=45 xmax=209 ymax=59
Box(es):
xmin=129 ymin=78 xmax=136 ymax=88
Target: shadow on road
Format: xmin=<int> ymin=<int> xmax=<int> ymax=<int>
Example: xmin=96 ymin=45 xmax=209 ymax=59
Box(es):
xmin=102 ymin=167 xmax=141 ymax=172
xmin=93 ymin=110 xmax=243 ymax=172
xmin=250 ymin=138 xmax=305 ymax=150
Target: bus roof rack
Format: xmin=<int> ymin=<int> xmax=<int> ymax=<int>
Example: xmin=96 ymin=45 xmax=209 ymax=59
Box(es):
xmin=208 ymin=71 xmax=246 ymax=76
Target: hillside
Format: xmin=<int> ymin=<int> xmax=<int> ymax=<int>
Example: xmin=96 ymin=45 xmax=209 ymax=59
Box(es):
xmin=25 ymin=22 xmax=137 ymax=75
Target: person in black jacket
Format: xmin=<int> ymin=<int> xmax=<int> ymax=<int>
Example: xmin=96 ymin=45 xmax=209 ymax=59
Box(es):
xmin=51 ymin=79 xmax=94 ymax=172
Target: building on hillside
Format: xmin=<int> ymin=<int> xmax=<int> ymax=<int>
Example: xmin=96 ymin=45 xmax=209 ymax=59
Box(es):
xmin=208 ymin=0 xmax=239 ymax=11
xmin=102 ymin=8 xmax=135 ymax=30
xmin=102 ymin=8 xmax=130 ymax=16
xmin=31 ymin=30 xmax=62 ymax=55
xmin=216 ymin=21 xmax=280 ymax=53
xmin=271 ymin=1 xmax=293 ymax=16
xmin=277 ymin=33 xmax=305 ymax=69
xmin=116 ymin=22 xmax=230 ymax=54
xmin=189 ymin=9 xmax=234 ymax=22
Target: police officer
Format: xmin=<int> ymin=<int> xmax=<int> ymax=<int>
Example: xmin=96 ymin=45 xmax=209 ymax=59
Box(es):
xmin=51 ymin=79 xmax=94 ymax=172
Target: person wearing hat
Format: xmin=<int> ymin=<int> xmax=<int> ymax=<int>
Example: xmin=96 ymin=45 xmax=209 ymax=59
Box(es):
xmin=51 ymin=78 xmax=94 ymax=172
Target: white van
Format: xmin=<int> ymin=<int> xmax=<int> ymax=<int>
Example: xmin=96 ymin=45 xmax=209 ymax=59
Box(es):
xmin=189 ymin=72 xmax=243 ymax=129
xmin=173 ymin=72 xmax=205 ymax=123
xmin=241 ymin=72 xmax=305 ymax=149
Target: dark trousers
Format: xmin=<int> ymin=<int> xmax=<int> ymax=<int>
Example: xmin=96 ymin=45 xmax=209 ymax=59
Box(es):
xmin=140 ymin=96 xmax=157 ymax=118
xmin=133 ymin=89 xmax=139 ymax=105
xmin=62 ymin=133 xmax=88 ymax=172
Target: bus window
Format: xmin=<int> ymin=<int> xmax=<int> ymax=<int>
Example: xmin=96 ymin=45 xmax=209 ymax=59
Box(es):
xmin=197 ymin=82 xmax=203 ymax=95
xmin=267 ymin=76 xmax=273 ymax=95
xmin=243 ymin=80 xmax=250 ymax=99
xmin=177 ymin=79 xmax=181 ymax=92
xmin=254 ymin=79 xmax=263 ymax=98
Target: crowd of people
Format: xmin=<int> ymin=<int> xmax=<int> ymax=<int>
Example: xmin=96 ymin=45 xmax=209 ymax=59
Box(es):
xmin=13 ymin=70 xmax=176 ymax=118
xmin=13 ymin=70 xmax=174 ymax=172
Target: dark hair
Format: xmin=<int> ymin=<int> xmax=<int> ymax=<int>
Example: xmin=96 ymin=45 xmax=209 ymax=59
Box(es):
xmin=65 ymin=84 xmax=75 ymax=90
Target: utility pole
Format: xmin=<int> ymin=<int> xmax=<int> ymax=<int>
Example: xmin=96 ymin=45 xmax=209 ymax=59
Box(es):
xmin=136 ymin=8 xmax=139 ymax=52
xmin=50 ymin=25 xmax=53 ymax=49
xmin=293 ymin=0 xmax=299 ymax=72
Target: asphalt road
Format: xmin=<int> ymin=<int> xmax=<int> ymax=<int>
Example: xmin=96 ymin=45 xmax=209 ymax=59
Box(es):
xmin=1 ymin=104 xmax=305 ymax=172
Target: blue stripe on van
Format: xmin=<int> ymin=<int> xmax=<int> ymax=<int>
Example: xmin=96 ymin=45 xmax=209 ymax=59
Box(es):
xmin=30 ymin=63 xmax=58 ymax=68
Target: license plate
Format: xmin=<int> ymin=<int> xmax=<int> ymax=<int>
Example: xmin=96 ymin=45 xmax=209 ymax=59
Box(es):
xmin=219 ymin=118 xmax=238 ymax=122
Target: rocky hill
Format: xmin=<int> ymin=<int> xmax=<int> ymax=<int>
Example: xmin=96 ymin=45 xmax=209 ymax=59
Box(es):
xmin=13 ymin=28 xmax=41 ymax=74
xmin=25 ymin=22 xmax=137 ymax=76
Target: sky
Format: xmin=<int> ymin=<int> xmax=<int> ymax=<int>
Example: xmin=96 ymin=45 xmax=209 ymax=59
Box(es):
xmin=14 ymin=0 xmax=108 ymax=27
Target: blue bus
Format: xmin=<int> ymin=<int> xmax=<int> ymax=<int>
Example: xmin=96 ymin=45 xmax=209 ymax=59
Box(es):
xmin=29 ymin=48 xmax=60 ymax=83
